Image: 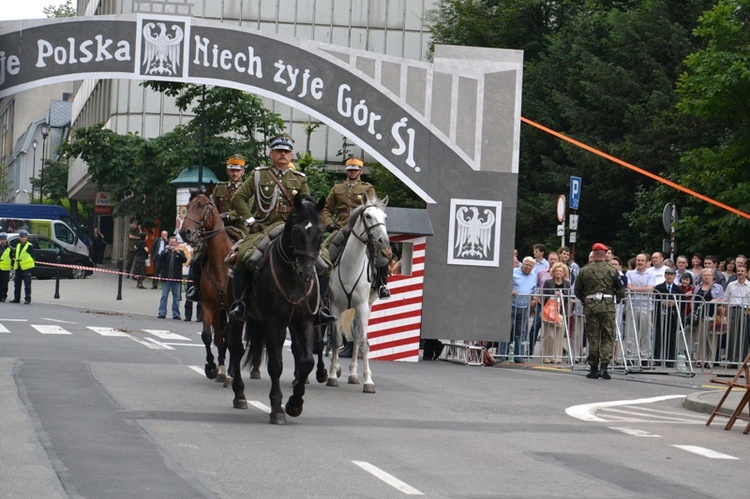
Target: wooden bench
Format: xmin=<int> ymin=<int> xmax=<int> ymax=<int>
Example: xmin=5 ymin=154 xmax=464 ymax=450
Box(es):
xmin=706 ymin=353 xmax=750 ymax=434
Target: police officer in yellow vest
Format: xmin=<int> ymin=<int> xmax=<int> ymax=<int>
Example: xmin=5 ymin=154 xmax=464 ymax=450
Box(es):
xmin=185 ymin=154 xmax=248 ymax=302
xmin=10 ymin=229 xmax=35 ymax=304
xmin=322 ymin=157 xmax=390 ymax=299
xmin=228 ymin=134 xmax=334 ymax=323
xmin=0 ymin=232 xmax=12 ymax=302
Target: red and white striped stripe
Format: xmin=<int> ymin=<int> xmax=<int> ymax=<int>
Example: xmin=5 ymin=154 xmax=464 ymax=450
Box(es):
xmin=367 ymin=237 xmax=425 ymax=362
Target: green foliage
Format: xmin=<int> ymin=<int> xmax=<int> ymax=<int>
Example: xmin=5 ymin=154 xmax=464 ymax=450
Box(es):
xmin=44 ymin=0 xmax=75 ymax=18
xmin=294 ymin=152 xmax=337 ymax=200
xmin=30 ymin=158 xmax=68 ymax=205
xmin=366 ymin=164 xmax=426 ymax=209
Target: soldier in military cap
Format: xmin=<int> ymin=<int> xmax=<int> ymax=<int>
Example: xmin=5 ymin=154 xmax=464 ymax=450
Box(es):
xmin=322 ymin=156 xmax=390 ymax=299
xmin=186 ymin=154 xmax=248 ymax=302
xmin=228 ymin=134 xmax=335 ymax=323
xmin=574 ymin=242 xmax=625 ymax=379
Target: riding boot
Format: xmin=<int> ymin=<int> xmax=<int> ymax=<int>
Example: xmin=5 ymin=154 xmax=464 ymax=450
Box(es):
xmin=599 ymin=363 xmax=611 ymax=380
xmin=185 ymin=260 xmax=201 ymax=301
xmin=314 ymin=275 xmax=337 ymax=326
xmin=339 ymin=340 xmax=353 ymax=358
xmin=228 ymin=270 xmax=247 ymax=320
xmin=377 ymin=264 xmax=391 ymax=299
xmin=586 ymin=364 xmax=600 ymax=379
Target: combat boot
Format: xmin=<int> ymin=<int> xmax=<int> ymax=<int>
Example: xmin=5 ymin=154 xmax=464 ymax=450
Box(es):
xmin=586 ymin=364 xmax=599 ymax=379
xmin=599 ymin=363 xmax=611 ymax=380
xmin=186 ymin=261 xmax=202 ymax=301
xmin=314 ymin=275 xmax=337 ymax=326
xmin=376 ymin=265 xmax=390 ymax=299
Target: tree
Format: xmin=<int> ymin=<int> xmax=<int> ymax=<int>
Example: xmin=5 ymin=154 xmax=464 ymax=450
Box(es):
xmin=31 ymin=158 xmax=68 ymax=205
xmin=44 ymin=0 xmax=75 ymax=18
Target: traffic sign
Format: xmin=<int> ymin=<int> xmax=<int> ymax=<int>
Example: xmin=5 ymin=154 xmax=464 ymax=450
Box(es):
xmin=557 ymin=224 xmax=565 ymax=236
xmin=556 ymin=195 xmax=566 ymax=222
xmin=569 ymin=176 xmax=582 ymax=210
xmin=569 ymin=232 xmax=577 ymax=243
xmin=569 ymin=214 xmax=579 ymax=230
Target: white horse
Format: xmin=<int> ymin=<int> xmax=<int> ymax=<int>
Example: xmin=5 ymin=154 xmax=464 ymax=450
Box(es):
xmin=326 ymin=195 xmax=389 ymax=393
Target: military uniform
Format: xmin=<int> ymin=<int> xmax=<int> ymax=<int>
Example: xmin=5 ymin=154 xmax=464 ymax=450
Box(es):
xmin=231 ymin=165 xmax=312 ymax=271
xmin=574 ymin=251 xmax=625 ymax=378
xmin=322 ymin=178 xmax=376 ymax=231
xmin=211 ymin=180 xmax=248 ymax=240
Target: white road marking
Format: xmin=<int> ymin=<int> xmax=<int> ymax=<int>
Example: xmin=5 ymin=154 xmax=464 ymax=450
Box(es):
xmin=88 ymin=327 xmax=130 ymax=337
xmin=188 ymin=365 xmax=204 ymax=375
xmin=672 ymin=445 xmax=740 ymax=460
xmin=248 ymin=401 xmax=271 ymax=414
xmin=143 ymin=337 xmax=174 ymax=350
xmin=566 ymin=395 xmax=686 ymax=422
xmin=598 ymin=407 xmax=704 ymax=424
xmin=608 ymin=427 xmax=661 ymax=437
xmin=32 ymin=325 xmax=71 ymax=335
xmin=42 ymin=317 xmax=78 ymax=324
xmin=0 ymin=324 xmax=9 ymax=333
xmin=352 ymin=461 xmax=424 ymax=496
xmin=144 ymin=329 xmax=191 ymax=341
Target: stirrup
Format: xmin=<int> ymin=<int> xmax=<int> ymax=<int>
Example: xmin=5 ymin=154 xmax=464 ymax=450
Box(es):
xmin=315 ymin=307 xmax=337 ymax=326
xmin=378 ymin=285 xmax=391 ymax=299
xmin=186 ymin=286 xmax=200 ymax=302
xmin=229 ymin=301 xmax=246 ymax=320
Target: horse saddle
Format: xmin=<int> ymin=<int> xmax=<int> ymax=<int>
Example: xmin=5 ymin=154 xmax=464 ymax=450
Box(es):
xmin=327 ymin=228 xmax=351 ymax=267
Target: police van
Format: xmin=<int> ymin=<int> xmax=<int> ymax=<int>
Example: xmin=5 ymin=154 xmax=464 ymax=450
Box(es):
xmin=0 ymin=218 xmax=90 ymax=258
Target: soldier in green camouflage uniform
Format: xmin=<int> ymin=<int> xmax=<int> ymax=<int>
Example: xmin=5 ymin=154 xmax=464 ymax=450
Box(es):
xmin=228 ymin=134 xmax=333 ymax=323
xmin=322 ymin=157 xmax=390 ymax=299
xmin=186 ymin=154 xmax=248 ymax=302
xmin=574 ymin=242 xmax=625 ymax=379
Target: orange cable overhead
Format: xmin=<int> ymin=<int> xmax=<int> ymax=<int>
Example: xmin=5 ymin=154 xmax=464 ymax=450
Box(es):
xmin=520 ymin=116 xmax=750 ymax=221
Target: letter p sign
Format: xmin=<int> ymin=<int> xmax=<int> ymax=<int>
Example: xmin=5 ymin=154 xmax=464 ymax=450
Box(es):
xmin=569 ymin=176 xmax=581 ymax=210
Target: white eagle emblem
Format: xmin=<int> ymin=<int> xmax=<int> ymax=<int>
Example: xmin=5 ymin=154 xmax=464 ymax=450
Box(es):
xmin=454 ymin=206 xmax=495 ymax=258
xmin=142 ymin=22 xmax=184 ymax=76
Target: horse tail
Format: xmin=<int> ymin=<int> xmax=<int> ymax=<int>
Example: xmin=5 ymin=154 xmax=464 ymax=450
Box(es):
xmin=340 ymin=308 xmax=356 ymax=342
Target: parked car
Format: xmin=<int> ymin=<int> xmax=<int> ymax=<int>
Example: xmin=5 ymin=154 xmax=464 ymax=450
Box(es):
xmin=6 ymin=234 xmax=94 ymax=280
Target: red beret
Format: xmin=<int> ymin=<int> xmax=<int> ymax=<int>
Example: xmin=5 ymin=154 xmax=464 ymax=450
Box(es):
xmin=592 ymin=243 xmax=608 ymax=252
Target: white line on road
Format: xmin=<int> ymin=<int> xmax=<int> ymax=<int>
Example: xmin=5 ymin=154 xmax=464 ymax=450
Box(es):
xmin=42 ymin=318 xmax=78 ymax=324
xmin=88 ymin=327 xmax=130 ymax=337
xmin=566 ymin=395 xmax=686 ymax=422
xmin=144 ymin=329 xmax=191 ymax=341
xmin=32 ymin=325 xmax=71 ymax=335
xmin=608 ymin=427 xmax=661 ymax=437
xmin=248 ymin=401 xmax=271 ymax=414
xmin=143 ymin=337 xmax=175 ymax=350
xmin=0 ymin=324 xmax=9 ymax=333
xmin=352 ymin=461 xmax=424 ymax=496
xmin=672 ymin=445 xmax=740 ymax=460
xmin=188 ymin=365 xmax=204 ymax=375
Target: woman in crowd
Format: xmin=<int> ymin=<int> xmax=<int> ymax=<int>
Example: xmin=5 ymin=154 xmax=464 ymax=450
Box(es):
xmin=691 ymin=269 xmax=724 ymax=365
xmin=540 ymin=262 xmax=570 ymax=364
xmin=722 ymin=257 xmax=736 ymax=284
xmin=132 ymin=232 xmax=149 ymax=289
xmin=679 ymin=272 xmax=695 ymax=319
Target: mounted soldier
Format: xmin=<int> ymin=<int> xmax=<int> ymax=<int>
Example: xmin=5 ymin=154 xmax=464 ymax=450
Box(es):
xmin=322 ymin=157 xmax=391 ymax=299
xmin=186 ymin=154 xmax=249 ymax=302
xmin=227 ymin=134 xmax=335 ymax=324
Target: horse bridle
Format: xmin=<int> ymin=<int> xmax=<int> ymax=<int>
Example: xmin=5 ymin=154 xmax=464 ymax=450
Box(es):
xmin=269 ymin=228 xmax=321 ymax=321
xmin=183 ymin=197 xmax=226 ymax=242
xmin=352 ymin=204 xmax=386 ymax=251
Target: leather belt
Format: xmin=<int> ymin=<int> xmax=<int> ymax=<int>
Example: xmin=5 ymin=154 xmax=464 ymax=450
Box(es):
xmin=275 ymin=204 xmax=293 ymax=214
xmin=586 ymin=293 xmax=613 ymax=301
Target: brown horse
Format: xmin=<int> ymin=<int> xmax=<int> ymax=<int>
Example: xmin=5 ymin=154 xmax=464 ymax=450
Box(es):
xmin=180 ymin=186 xmax=236 ymax=383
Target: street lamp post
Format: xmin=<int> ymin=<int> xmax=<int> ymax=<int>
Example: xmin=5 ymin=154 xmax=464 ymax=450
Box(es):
xmin=31 ymin=139 xmax=38 ymax=203
xmin=40 ymin=123 xmax=49 ymax=204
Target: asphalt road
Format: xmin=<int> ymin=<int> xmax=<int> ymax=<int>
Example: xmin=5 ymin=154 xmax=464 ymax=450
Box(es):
xmin=1 ymin=276 xmax=749 ymax=498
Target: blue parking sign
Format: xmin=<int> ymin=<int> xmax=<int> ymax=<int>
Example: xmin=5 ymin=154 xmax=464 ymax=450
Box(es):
xmin=569 ymin=176 xmax=582 ymax=210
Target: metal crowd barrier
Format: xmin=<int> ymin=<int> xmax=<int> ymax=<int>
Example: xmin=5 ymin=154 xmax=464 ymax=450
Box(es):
xmin=499 ymin=289 xmax=750 ymax=373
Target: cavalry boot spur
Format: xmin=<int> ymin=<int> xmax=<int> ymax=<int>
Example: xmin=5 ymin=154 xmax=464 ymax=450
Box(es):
xmin=586 ymin=364 xmax=600 ymax=379
xmin=599 ymin=363 xmax=611 ymax=380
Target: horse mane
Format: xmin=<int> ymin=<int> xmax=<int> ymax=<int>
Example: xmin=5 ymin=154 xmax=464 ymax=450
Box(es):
xmin=346 ymin=195 xmax=387 ymax=230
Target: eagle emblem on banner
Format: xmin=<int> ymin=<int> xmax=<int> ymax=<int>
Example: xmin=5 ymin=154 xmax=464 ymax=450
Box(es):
xmin=142 ymin=22 xmax=184 ymax=76
xmin=454 ymin=206 xmax=495 ymax=258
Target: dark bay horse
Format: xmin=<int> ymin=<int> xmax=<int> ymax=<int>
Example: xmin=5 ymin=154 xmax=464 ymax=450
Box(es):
xmin=228 ymin=193 xmax=325 ymax=424
xmin=180 ymin=187 xmax=234 ymax=383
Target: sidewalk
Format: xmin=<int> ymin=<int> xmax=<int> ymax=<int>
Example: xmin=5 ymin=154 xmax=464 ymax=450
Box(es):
xmin=29 ymin=262 xmax=180 ymax=318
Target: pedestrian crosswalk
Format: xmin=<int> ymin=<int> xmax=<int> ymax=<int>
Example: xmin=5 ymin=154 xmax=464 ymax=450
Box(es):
xmin=0 ymin=321 xmax=202 ymax=350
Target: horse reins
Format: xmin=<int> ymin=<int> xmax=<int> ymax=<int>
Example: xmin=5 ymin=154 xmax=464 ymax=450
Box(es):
xmin=336 ymin=205 xmax=384 ymax=309
xmin=269 ymin=237 xmax=321 ymax=323
xmin=184 ymin=197 xmax=229 ymax=298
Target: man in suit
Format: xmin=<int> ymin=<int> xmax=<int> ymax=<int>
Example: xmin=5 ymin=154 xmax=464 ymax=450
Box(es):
xmin=150 ymin=230 xmax=168 ymax=289
xmin=653 ymin=267 xmax=686 ymax=366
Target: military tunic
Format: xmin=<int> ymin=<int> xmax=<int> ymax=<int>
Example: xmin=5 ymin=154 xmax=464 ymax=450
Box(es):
xmin=211 ymin=180 xmax=247 ymax=240
xmin=574 ymin=261 xmax=625 ymax=366
xmin=231 ymin=166 xmax=314 ymax=271
xmin=321 ymin=179 xmax=376 ymax=228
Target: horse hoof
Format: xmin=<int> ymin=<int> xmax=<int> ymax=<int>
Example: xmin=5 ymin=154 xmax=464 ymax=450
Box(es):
xmin=348 ymin=375 xmax=360 ymax=385
xmin=223 ymin=376 xmax=232 ymax=388
xmin=233 ymin=398 xmax=248 ymax=409
xmin=316 ymin=370 xmax=328 ymax=383
xmin=215 ymin=373 xmax=227 ymax=382
xmin=250 ymin=371 xmax=261 ymax=380
xmin=205 ymin=364 xmax=218 ymax=380
xmin=326 ymin=378 xmax=339 ymax=387
xmin=270 ymin=413 xmax=287 ymax=425
xmin=363 ymin=384 xmax=376 ymax=394
xmin=286 ymin=399 xmax=303 ymax=418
